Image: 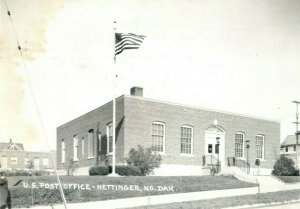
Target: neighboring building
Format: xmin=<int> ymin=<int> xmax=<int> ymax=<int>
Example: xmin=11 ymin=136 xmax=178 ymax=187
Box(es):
xmin=0 ymin=139 xmax=56 ymax=171
xmin=57 ymin=87 xmax=280 ymax=176
xmin=281 ymin=135 xmax=300 ymax=168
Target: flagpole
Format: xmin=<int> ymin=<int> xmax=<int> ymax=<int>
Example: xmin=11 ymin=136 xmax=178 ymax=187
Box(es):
xmin=112 ymin=20 xmax=117 ymax=175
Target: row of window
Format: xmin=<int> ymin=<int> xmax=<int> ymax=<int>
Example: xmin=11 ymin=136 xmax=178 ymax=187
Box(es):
xmin=235 ymin=133 xmax=265 ymax=159
xmin=282 ymin=146 xmax=297 ymax=153
xmin=61 ymin=129 xmax=96 ymax=163
xmin=151 ymin=122 xmax=265 ymax=160
xmin=61 ymin=122 xmax=265 ymax=163
xmin=0 ymin=157 xmax=49 ymax=166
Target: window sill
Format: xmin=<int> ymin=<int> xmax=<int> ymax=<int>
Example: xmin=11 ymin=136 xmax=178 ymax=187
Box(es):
xmin=61 ymin=161 xmax=65 ymax=164
xmin=87 ymin=157 xmax=94 ymax=160
xmin=106 ymin=153 xmax=113 ymax=156
xmin=180 ymin=154 xmax=193 ymax=157
xmin=73 ymin=159 xmax=78 ymax=162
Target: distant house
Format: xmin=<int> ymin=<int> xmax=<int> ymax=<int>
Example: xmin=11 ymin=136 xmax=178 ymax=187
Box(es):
xmin=57 ymin=87 xmax=280 ymax=176
xmin=281 ymin=135 xmax=300 ymax=168
xmin=0 ymin=139 xmax=56 ymax=171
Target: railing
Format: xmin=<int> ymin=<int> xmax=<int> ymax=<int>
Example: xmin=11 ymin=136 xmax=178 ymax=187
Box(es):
xmin=227 ymin=157 xmax=250 ymax=174
xmin=202 ymin=155 xmax=221 ymax=175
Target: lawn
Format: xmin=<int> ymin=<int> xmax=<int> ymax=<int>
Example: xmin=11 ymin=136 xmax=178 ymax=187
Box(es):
xmin=126 ymin=189 xmax=300 ymax=209
xmin=276 ymin=176 xmax=300 ymax=183
xmin=7 ymin=175 xmax=256 ymax=208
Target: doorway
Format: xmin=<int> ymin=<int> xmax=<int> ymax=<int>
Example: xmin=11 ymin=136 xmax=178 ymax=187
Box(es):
xmin=204 ymin=125 xmax=225 ymax=166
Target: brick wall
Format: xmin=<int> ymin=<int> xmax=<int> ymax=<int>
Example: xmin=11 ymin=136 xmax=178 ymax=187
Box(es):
xmin=56 ymin=94 xmax=280 ymax=171
xmin=124 ymin=96 xmax=280 ymax=169
xmin=56 ymin=97 xmax=125 ymax=170
xmin=0 ymin=149 xmax=55 ymax=170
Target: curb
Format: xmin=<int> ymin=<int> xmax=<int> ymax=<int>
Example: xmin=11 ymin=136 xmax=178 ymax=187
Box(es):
xmin=222 ymin=199 xmax=300 ymax=209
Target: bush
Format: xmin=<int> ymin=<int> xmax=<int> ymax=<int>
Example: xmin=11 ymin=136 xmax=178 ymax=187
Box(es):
xmin=2 ymin=169 xmax=49 ymax=176
xmin=89 ymin=166 xmax=109 ymax=176
xmin=127 ymin=145 xmax=162 ymax=176
xmin=109 ymin=165 xmax=142 ymax=176
xmin=272 ymin=155 xmax=299 ymax=176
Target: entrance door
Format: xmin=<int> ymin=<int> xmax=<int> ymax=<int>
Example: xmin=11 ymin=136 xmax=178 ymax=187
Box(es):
xmin=1 ymin=157 xmax=8 ymax=169
xmin=204 ymin=126 xmax=225 ymax=166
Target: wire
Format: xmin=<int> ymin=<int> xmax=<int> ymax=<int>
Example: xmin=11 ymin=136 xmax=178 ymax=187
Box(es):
xmin=2 ymin=0 xmax=68 ymax=208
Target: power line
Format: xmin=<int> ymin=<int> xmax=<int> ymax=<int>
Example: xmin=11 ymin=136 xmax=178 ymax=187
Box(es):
xmin=2 ymin=0 xmax=68 ymax=208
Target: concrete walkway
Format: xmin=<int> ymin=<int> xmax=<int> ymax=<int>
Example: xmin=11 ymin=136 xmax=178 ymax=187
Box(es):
xmin=17 ymin=176 xmax=300 ymax=209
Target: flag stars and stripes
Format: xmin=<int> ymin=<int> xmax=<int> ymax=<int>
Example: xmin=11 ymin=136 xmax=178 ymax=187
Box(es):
xmin=115 ymin=33 xmax=146 ymax=56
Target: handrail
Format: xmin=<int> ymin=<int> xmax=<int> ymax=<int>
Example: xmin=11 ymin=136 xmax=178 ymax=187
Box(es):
xmin=227 ymin=157 xmax=250 ymax=174
xmin=202 ymin=155 xmax=221 ymax=174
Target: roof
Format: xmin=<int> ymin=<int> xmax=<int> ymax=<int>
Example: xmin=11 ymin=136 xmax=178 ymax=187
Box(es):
xmin=281 ymin=135 xmax=298 ymax=146
xmin=0 ymin=139 xmax=24 ymax=151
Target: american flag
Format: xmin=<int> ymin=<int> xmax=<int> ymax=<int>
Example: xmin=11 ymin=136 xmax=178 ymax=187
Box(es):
xmin=115 ymin=33 xmax=146 ymax=56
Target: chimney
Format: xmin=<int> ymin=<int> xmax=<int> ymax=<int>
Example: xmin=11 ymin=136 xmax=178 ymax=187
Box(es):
xmin=130 ymin=87 xmax=143 ymax=97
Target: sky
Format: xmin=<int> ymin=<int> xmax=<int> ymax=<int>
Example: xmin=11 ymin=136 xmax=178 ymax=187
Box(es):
xmin=0 ymin=0 xmax=299 ymax=151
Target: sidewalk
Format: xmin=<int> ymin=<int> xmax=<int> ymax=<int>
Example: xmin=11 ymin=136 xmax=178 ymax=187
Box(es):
xmin=17 ymin=178 xmax=300 ymax=209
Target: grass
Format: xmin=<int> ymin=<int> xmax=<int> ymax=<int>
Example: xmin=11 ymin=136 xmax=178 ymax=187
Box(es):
xmin=276 ymin=176 xmax=300 ymax=183
xmin=7 ymin=175 xmax=256 ymax=207
xmin=126 ymin=189 xmax=300 ymax=209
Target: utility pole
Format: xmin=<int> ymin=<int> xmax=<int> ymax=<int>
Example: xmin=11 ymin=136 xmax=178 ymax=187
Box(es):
xmin=292 ymin=101 xmax=300 ymax=171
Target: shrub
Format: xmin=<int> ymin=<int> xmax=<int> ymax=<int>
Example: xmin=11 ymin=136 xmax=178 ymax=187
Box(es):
xmin=89 ymin=166 xmax=109 ymax=176
xmin=2 ymin=169 xmax=49 ymax=176
xmin=109 ymin=165 xmax=142 ymax=176
xmin=65 ymin=159 xmax=78 ymax=176
xmin=272 ymin=155 xmax=299 ymax=176
xmin=127 ymin=145 xmax=162 ymax=176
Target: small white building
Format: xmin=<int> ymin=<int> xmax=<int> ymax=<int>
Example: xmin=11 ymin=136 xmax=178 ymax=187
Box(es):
xmin=280 ymin=135 xmax=300 ymax=168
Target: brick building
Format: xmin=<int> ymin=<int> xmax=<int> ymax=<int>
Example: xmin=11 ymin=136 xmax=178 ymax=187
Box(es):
xmin=57 ymin=87 xmax=280 ymax=175
xmin=0 ymin=139 xmax=56 ymax=171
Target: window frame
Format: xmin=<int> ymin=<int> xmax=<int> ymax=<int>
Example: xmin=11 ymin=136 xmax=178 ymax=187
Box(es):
xmin=235 ymin=132 xmax=245 ymax=158
xmin=151 ymin=121 xmax=166 ymax=154
xmin=255 ymin=135 xmax=265 ymax=160
xmin=73 ymin=135 xmax=79 ymax=161
xmin=88 ymin=129 xmax=95 ymax=159
xmin=107 ymin=123 xmax=113 ymax=155
xmin=81 ymin=137 xmax=85 ymax=156
xmin=61 ymin=139 xmax=65 ymax=163
xmin=180 ymin=125 xmax=193 ymax=156
xmin=11 ymin=156 xmax=18 ymax=165
xmin=43 ymin=158 xmax=49 ymax=166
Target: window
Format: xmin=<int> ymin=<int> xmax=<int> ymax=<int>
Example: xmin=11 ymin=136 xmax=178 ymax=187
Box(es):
xmin=107 ymin=124 xmax=113 ymax=154
xmin=61 ymin=140 xmax=65 ymax=163
xmin=88 ymin=130 xmax=94 ymax=158
xmin=98 ymin=133 xmax=101 ymax=152
xmin=285 ymin=147 xmax=288 ymax=153
xmin=81 ymin=138 xmax=85 ymax=156
xmin=215 ymin=144 xmax=219 ymax=154
xmin=181 ymin=126 xmax=193 ymax=154
xmin=294 ymin=145 xmax=296 ymax=152
xmin=208 ymin=144 xmax=213 ymax=153
xmin=25 ymin=158 xmax=29 ymax=165
xmin=73 ymin=135 xmax=78 ymax=161
xmin=43 ymin=158 xmax=49 ymax=166
xmin=255 ymin=135 xmax=264 ymax=159
xmin=11 ymin=157 xmax=17 ymax=165
xmin=34 ymin=158 xmax=40 ymax=169
xmin=152 ymin=122 xmax=165 ymax=153
xmin=235 ymin=132 xmax=244 ymax=158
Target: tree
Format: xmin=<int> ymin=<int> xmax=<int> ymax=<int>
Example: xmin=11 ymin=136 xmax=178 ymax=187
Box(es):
xmin=127 ymin=145 xmax=162 ymax=176
xmin=272 ymin=154 xmax=299 ymax=176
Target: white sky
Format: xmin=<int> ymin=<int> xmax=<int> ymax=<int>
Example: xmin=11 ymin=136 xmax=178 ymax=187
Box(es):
xmin=0 ymin=0 xmax=299 ymax=151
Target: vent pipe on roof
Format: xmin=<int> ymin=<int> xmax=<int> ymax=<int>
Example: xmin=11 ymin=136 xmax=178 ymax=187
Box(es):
xmin=130 ymin=87 xmax=143 ymax=97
